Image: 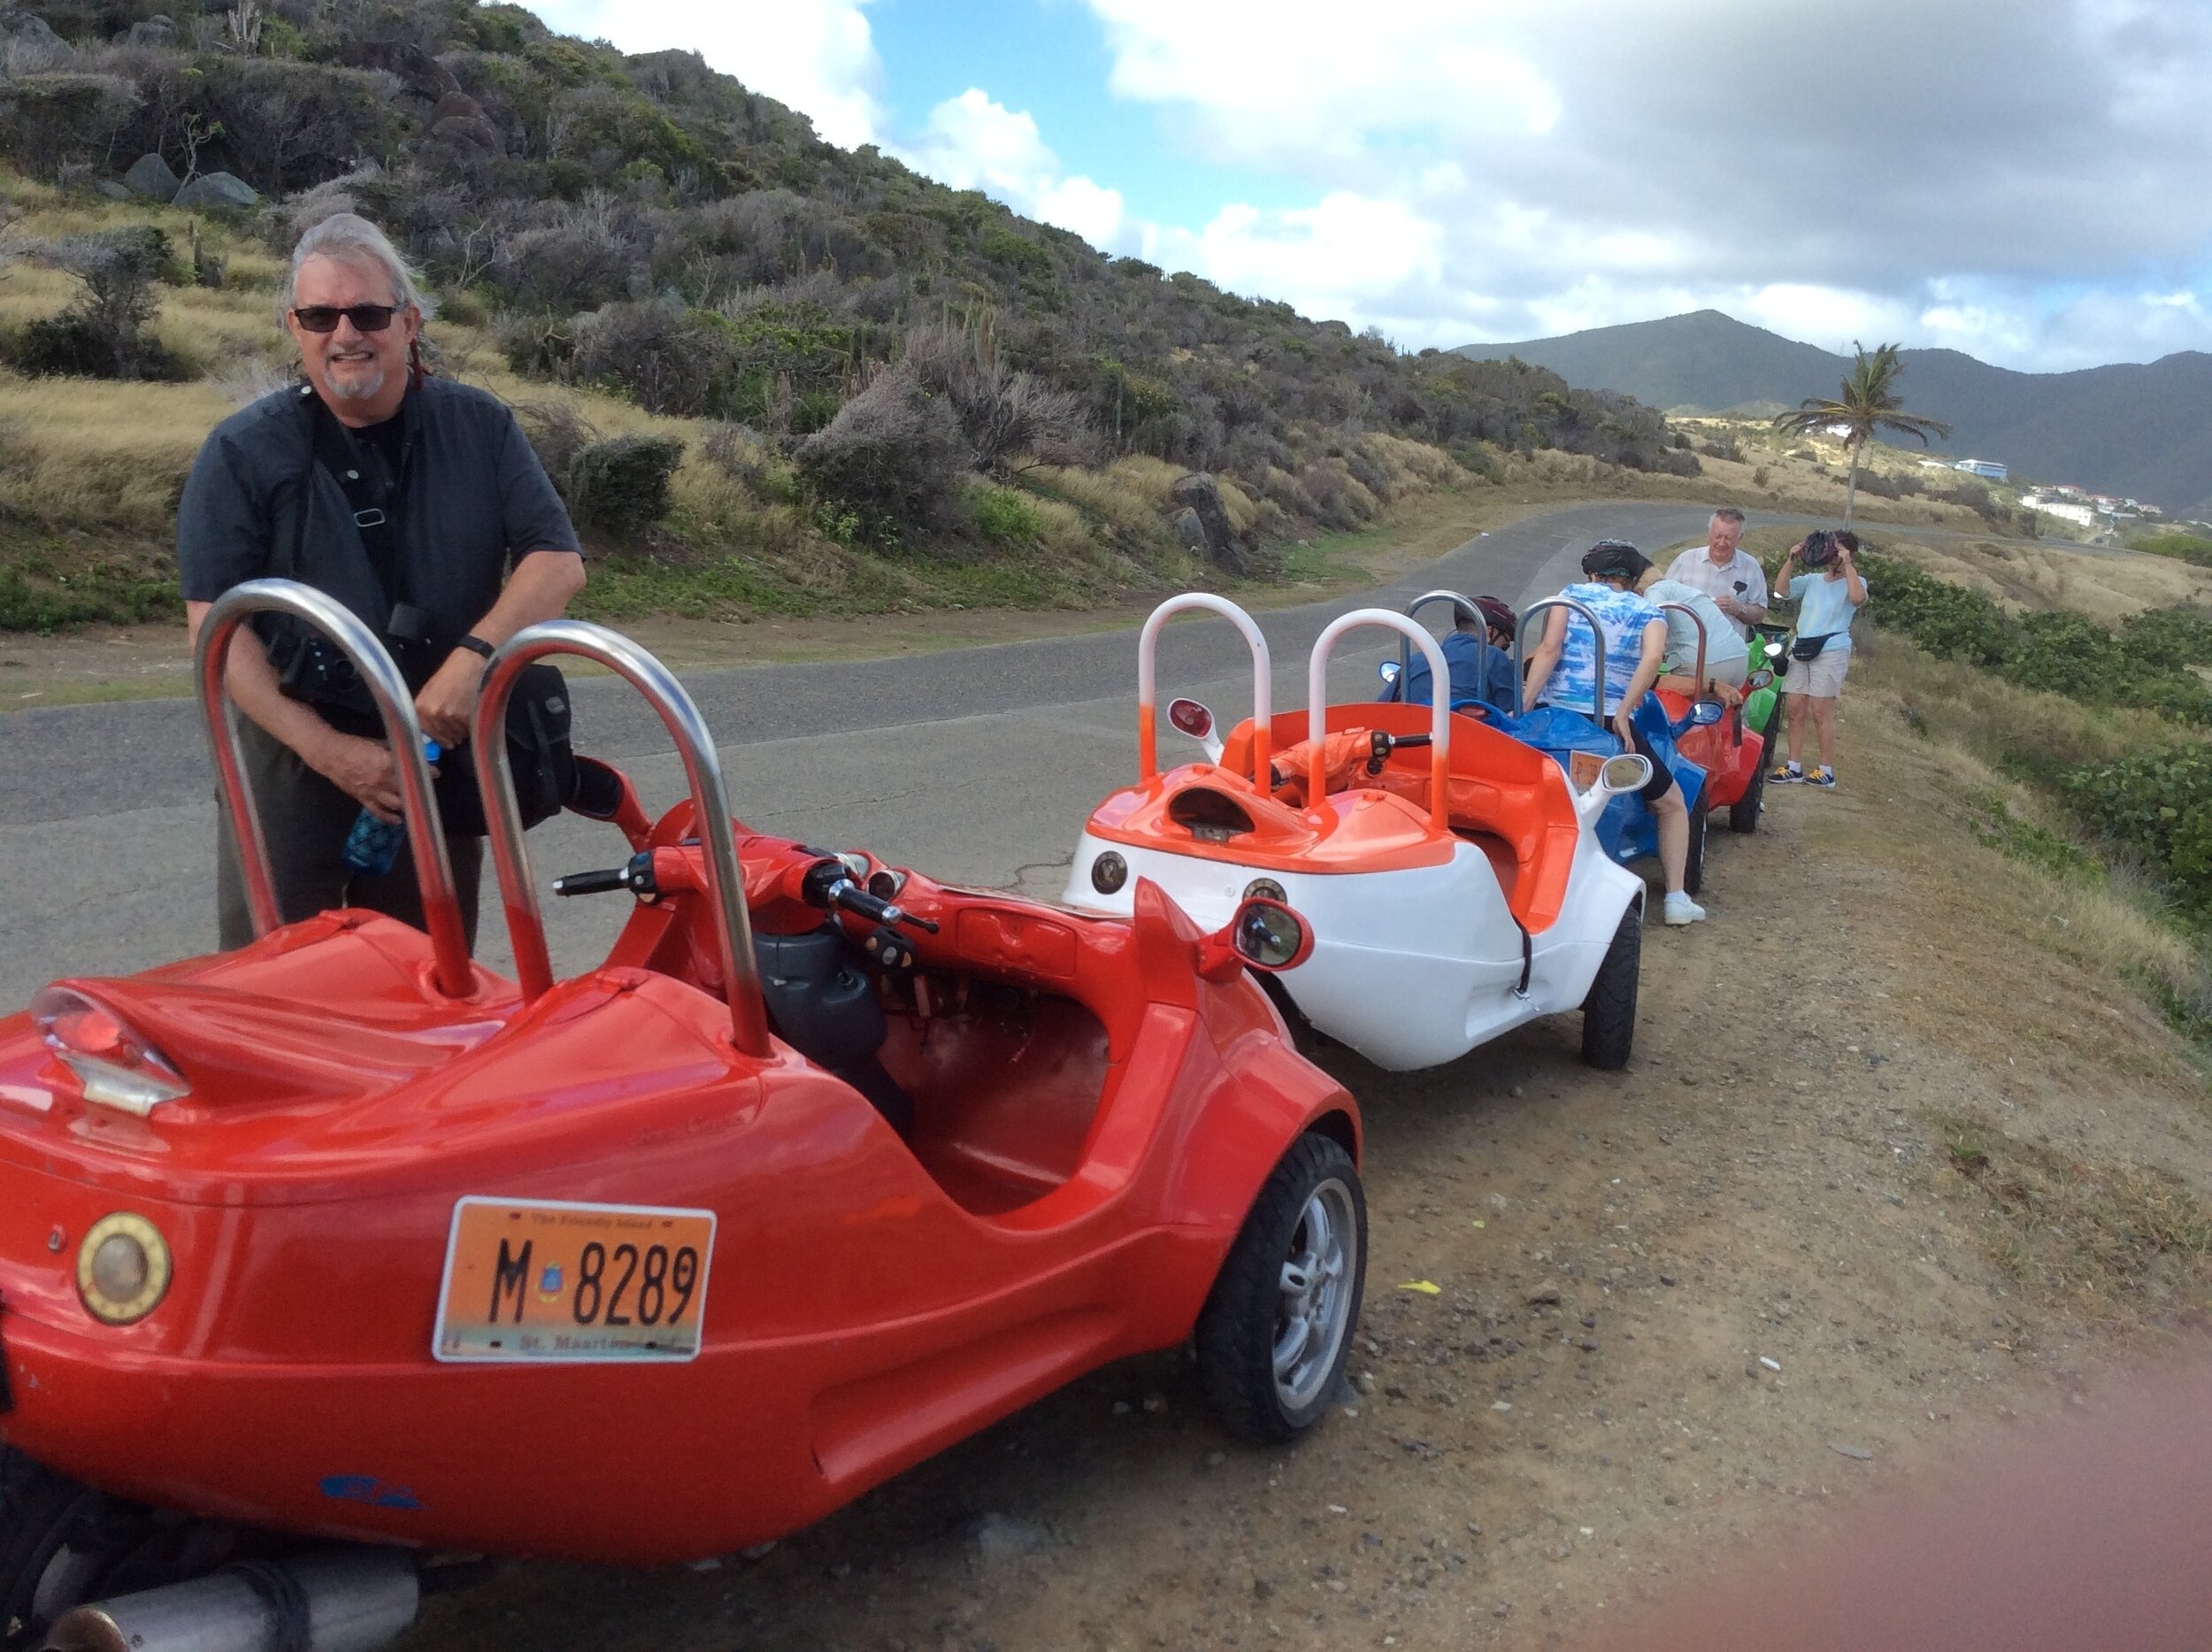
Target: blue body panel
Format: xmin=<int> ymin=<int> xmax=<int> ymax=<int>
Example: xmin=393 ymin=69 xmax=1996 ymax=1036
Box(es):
xmin=1482 ymin=695 xmax=1707 ymax=868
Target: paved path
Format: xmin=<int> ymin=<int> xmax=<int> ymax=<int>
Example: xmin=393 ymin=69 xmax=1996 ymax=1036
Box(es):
xmin=1 ymin=500 xmax=1776 ymax=1003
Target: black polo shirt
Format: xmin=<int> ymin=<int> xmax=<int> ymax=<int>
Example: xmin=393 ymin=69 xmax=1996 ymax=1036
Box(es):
xmin=177 ymin=378 xmax=580 ymax=656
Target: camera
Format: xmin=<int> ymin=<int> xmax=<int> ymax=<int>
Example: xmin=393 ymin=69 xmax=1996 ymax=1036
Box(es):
xmin=1800 ymin=529 xmax=1839 ymax=568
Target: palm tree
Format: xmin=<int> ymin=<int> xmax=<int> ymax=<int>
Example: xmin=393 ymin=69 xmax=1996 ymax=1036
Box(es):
xmin=1772 ymin=342 xmax=1952 ymax=527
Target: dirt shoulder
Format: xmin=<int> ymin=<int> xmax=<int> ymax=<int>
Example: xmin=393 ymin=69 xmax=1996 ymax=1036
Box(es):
xmin=407 ymin=635 xmax=2210 ymax=1652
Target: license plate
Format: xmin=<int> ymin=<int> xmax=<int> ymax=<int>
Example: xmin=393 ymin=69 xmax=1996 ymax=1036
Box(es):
xmin=434 ymin=1197 xmax=716 ymax=1364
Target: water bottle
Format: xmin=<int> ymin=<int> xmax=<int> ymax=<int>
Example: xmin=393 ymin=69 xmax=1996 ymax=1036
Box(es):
xmin=342 ymin=740 xmax=441 ymax=879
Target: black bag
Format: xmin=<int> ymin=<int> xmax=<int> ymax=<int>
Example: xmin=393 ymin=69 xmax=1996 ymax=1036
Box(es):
xmin=1790 ymin=634 xmax=1835 ymax=662
xmin=273 ymin=390 xmax=577 ymax=834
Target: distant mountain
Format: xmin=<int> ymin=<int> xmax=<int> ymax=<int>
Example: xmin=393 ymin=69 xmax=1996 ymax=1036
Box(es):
xmin=1457 ymin=311 xmax=2212 ymax=517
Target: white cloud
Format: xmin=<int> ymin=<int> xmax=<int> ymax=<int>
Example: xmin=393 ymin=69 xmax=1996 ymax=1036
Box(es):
xmin=526 ymin=0 xmax=882 ymax=148
xmin=900 ymin=89 xmax=1131 ymax=250
xmin=1073 ymin=0 xmax=2212 ymax=369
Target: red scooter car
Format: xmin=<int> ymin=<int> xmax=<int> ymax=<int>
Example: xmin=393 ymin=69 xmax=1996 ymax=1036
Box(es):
xmin=1651 ymin=601 xmax=1776 ymax=835
xmin=0 ymin=584 xmax=1363 ymax=1652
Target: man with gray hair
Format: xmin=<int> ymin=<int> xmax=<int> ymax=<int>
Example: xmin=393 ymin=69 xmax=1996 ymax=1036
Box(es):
xmin=1663 ymin=506 xmax=1767 ymax=639
xmin=178 ymin=212 xmax=585 ymax=949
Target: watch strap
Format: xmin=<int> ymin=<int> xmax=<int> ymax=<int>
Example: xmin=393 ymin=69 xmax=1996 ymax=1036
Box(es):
xmin=456 ymin=634 xmax=495 ymax=660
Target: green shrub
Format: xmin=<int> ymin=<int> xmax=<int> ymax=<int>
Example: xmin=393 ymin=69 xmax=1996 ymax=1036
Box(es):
xmin=568 ymin=434 xmax=685 ymax=534
xmin=0 ymin=562 xmax=181 ymax=632
xmin=2133 ymin=533 xmax=2212 ymax=569
xmin=2057 ymin=745 xmax=2212 ymax=921
xmin=972 ymin=486 xmax=1042 ymax=548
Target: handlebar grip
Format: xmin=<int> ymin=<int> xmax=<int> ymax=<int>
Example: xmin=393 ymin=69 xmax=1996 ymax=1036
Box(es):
xmin=554 ymin=867 xmax=629 ymax=897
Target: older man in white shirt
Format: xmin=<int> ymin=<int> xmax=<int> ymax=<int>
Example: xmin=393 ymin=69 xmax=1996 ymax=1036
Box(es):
xmin=1663 ymin=507 xmax=1767 ymax=638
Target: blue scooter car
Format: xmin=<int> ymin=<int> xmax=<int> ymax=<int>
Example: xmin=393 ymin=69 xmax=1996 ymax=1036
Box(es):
xmin=1383 ymin=592 xmax=1720 ymax=895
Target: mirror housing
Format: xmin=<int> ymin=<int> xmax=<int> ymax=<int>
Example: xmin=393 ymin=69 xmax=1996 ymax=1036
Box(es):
xmin=1195 ymin=897 xmax=1315 ymax=981
xmin=1746 ymin=668 xmax=1776 ymax=691
xmin=1168 ymin=696 xmax=1215 ymax=740
xmin=1594 ymin=752 xmax=1654 ymax=797
xmin=1689 ymin=697 xmax=1726 ymax=727
xmin=1763 ymin=641 xmax=1786 ymax=659
xmin=1377 ymin=660 xmax=1402 ymax=688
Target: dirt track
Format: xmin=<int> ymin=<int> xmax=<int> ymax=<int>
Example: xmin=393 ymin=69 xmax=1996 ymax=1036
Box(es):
xmin=408 ymin=666 xmax=2212 ymax=1651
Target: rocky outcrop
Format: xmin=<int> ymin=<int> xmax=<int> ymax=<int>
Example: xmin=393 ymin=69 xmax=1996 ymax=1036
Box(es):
xmin=174 ymin=171 xmax=260 ymax=211
xmin=122 ymin=151 xmax=180 ymax=203
xmin=429 ymin=89 xmax=500 ymax=153
xmin=122 ymin=13 xmax=177 ymax=46
xmin=1169 ymin=473 xmax=1252 ymax=575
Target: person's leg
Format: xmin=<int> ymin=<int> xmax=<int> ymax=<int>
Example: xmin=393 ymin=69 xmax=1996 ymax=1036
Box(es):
xmin=357 ymin=832 xmax=485 ymax=952
xmin=1652 ymin=784 xmax=1688 ymax=894
xmin=1811 ymin=695 xmax=1839 ymax=770
xmin=215 ymin=720 xmax=357 ymax=949
xmin=1786 ymin=691 xmax=1810 ymax=764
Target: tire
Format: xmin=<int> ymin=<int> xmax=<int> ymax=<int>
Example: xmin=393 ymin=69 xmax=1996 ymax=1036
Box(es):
xmin=1729 ymin=751 xmax=1765 ymax=834
xmin=1579 ymin=900 xmax=1641 ymax=1070
xmin=3 ymin=1448 xmax=111 ymax=1651
xmin=1197 ymin=1132 xmax=1367 ymax=1445
xmin=1681 ymin=797 xmax=1708 ymax=897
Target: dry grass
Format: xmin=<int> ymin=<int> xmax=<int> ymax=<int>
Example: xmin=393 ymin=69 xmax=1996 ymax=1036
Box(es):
xmin=1932 ymin=1107 xmax=2212 ymax=1305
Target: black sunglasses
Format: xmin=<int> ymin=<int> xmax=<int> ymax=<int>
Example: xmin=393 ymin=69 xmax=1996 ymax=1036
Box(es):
xmin=291 ymin=304 xmax=400 ymax=334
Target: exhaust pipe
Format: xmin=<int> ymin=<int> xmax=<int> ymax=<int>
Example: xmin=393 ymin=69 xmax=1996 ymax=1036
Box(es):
xmin=42 ymin=1549 xmax=419 ymax=1652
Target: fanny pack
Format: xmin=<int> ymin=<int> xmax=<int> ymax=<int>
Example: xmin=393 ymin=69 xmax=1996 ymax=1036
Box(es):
xmin=270 ymin=389 xmax=576 ymax=833
xmin=1790 ymin=633 xmax=1837 ymax=662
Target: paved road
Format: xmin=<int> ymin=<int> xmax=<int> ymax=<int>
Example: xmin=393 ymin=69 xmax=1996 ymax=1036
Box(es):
xmin=1 ymin=500 xmax=1781 ymax=1004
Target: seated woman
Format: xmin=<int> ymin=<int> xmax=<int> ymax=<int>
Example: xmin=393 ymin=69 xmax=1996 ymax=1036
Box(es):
xmin=1379 ymin=595 xmax=1519 ymax=713
xmin=1638 ymin=569 xmax=1752 ymax=704
xmin=1522 ymin=541 xmax=1705 ymax=927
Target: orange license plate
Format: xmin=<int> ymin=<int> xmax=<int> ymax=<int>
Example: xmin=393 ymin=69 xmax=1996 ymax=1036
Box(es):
xmin=434 ymin=1197 xmax=716 ymax=1364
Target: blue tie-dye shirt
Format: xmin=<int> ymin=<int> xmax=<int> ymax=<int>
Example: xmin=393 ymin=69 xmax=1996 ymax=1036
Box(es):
xmin=1534 ymin=582 xmax=1662 ymax=718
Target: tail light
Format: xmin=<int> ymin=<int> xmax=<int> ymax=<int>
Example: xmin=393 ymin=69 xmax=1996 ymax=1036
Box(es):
xmin=29 ymin=985 xmax=191 ymax=1116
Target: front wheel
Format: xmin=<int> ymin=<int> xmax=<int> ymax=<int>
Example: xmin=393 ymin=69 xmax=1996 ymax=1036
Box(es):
xmin=1580 ymin=900 xmax=1641 ymax=1070
xmin=1198 ymin=1133 xmax=1367 ymax=1444
xmin=1729 ymin=751 xmax=1766 ymax=834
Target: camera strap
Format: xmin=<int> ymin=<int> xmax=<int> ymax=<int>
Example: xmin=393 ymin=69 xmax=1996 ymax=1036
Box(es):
xmin=302 ymin=395 xmax=405 ymax=619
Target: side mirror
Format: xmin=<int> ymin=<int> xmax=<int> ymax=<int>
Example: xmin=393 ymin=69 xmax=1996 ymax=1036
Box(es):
xmin=1746 ymin=669 xmax=1775 ymax=691
xmin=1763 ymin=642 xmax=1785 ymax=660
xmin=1195 ymin=897 xmax=1315 ymax=980
xmin=1377 ymin=660 xmax=1402 ymax=688
xmin=1594 ymin=752 xmax=1654 ymax=796
xmin=1167 ymin=695 xmax=1225 ymax=765
xmin=1690 ymin=697 xmax=1726 ymax=727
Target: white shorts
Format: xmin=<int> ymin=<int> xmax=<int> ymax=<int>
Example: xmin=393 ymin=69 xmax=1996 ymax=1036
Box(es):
xmin=1782 ymin=647 xmax=1851 ymax=698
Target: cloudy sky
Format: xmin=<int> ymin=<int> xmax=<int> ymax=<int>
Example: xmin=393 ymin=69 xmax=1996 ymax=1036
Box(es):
xmin=526 ymin=0 xmax=2212 ymax=373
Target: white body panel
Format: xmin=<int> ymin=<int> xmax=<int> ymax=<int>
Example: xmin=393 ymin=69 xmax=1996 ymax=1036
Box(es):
xmin=1063 ymin=826 xmax=1644 ymax=1072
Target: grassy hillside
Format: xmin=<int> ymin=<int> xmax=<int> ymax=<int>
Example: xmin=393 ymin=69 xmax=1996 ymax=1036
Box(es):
xmin=0 ymin=0 xmax=1715 ymax=630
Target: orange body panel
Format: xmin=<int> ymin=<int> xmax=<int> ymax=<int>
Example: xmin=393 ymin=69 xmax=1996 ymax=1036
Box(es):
xmin=1102 ymin=703 xmax=1582 ymax=930
xmin=0 ymin=821 xmax=1355 ymax=1566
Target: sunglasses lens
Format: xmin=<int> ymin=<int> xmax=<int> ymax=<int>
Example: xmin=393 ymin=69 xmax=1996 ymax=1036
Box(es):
xmin=293 ymin=305 xmax=396 ymax=333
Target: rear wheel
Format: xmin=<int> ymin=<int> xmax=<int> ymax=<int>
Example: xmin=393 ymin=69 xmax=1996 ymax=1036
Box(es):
xmin=1198 ymin=1133 xmax=1366 ymax=1445
xmin=1681 ymin=798 xmax=1708 ymax=896
xmin=1729 ymin=751 xmax=1766 ymax=834
xmin=1580 ymin=901 xmax=1641 ymax=1070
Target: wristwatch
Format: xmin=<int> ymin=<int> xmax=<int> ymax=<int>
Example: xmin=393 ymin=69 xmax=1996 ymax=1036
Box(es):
xmin=455 ymin=634 xmax=495 ymax=661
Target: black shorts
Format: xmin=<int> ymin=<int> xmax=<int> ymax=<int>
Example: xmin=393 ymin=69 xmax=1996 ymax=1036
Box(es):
xmin=1627 ymin=722 xmax=1675 ymax=803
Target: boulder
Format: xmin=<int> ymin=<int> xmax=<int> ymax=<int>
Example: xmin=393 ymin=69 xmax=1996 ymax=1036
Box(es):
xmin=1173 ymin=506 xmax=1208 ymax=550
xmin=96 ymin=180 xmax=133 ymax=201
xmin=0 ymin=11 xmax=67 ymax=53
xmin=1169 ymin=473 xmax=1251 ymax=575
xmin=429 ymin=89 xmax=500 ymax=153
xmin=174 ymin=171 xmax=259 ymax=211
xmin=122 ymin=151 xmax=180 ymax=203
xmin=124 ymin=13 xmax=176 ymax=45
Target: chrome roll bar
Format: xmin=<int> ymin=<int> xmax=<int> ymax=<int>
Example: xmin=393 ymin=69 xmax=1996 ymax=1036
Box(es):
xmin=195 ymin=579 xmax=473 ymax=998
xmin=1513 ymin=595 xmax=1608 ymax=720
xmin=1135 ymin=594 xmax=1271 ymax=786
xmin=1398 ymin=588 xmax=1492 ymax=702
xmin=472 ymin=620 xmax=771 ymax=1057
xmin=1306 ymin=609 xmax=1451 ymax=831
xmin=1655 ymin=602 xmax=1709 ymax=689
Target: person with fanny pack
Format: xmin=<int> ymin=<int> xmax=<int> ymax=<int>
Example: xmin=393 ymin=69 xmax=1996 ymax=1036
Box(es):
xmin=177 ymin=212 xmax=587 ymax=949
xmin=1769 ymin=528 xmax=1868 ymax=789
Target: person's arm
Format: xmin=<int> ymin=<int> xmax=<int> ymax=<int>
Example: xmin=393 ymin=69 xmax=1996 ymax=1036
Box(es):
xmin=412 ymin=549 xmax=588 ymax=749
xmin=1837 ymin=543 xmax=1868 ymax=606
xmin=1734 ymin=557 xmax=1769 ymax=626
xmin=1523 ymin=608 xmax=1568 ymax=698
xmin=186 ymin=601 xmax=408 ymax=821
xmin=1612 ymin=617 xmax=1666 ymax=742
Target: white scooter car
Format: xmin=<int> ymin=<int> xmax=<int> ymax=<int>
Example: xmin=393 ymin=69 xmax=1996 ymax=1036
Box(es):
xmin=1064 ymin=595 xmax=1652 ymax=1071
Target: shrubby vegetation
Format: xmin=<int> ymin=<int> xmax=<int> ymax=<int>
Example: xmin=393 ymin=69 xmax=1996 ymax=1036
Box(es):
xmin=2 ymin=0 xmax=1695 ymax=559
xmin=1844 ymin=547 xmax=2212 ymax=929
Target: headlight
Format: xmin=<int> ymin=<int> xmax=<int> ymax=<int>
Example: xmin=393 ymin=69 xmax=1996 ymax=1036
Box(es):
xmin=1091 ymin=851 xmax=1129 ymax=895
xmin=76 ymin=1211 xmax=172 ymax=1325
